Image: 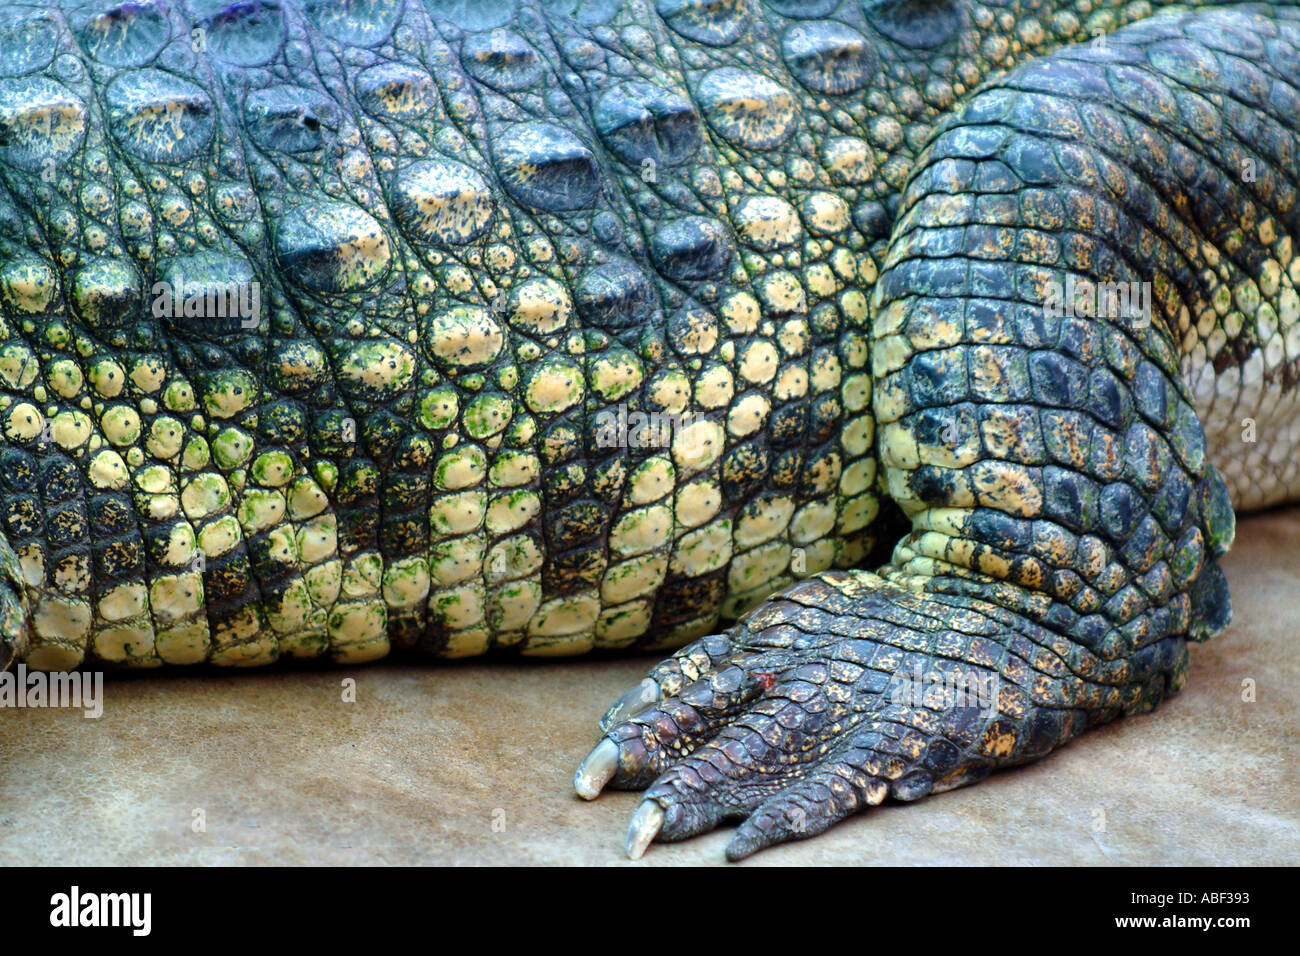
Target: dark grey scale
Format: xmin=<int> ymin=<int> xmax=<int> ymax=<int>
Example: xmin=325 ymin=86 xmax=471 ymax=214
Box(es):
xmin=561 ymin=33 xmax=708 ymax=272
xmin=301 ymin=0 xmax=404 ymax=47
xmin=760 ymin=0 xmax=843 ymax=20
xmin=574 ymin=258 xmax=659 ymax=337
xmin=1028 ymin=351 xmax=1090 ymax=410
xmin=492 ymin=121 xmax=603 ymax=212
xmin=65 ymin=0 xmax=171 ymax=68
xmin=592 ymin=80 xmax=701 ymax=168
xmin=591 ymin=209 xmax=624 ymax=245
xmin=1095 ymin=63 xmax=1297 ymax=257
xmin=271 ymin=204 xmax=392 ymax=294
xmin=104 ymin=69 xmax=216 ymax=164
xmin=1189 ymin=484 xmax=1235 ymax=640
xmin=242 ymin=83 xmax=365 ymax=218
xmin=780 ymin=19 xmax=878 ymax=95
xmin=0 ymin=7 xmax=62 ymax=76
xmin=424 ymin=0 xmax=520 ymax=33
xmin=655 ymin=0 xmax=751 ymax=47
xmin=647 ymin=215 xmax=732 ymax=280
xmin=906 ymin=346 xmax=968 ymax=408
xmin=461 ymin=27 xmax=545 ymax=91
xmin=354 ymin=61 xmax=438 ymax=118
xmin=1099 ymin=482 xmax=1144 ymax=540
xmin=852 ymin=198 xmax=891 ymax=241
xmin=0 ymin=76 xmax=88 ymax=172
xmin=187 ymin=0 xmax=288 ymax=66
xmin=154 ymin=252 xmax=261 ymax=339
xmin=456 ymin=22 xmax=618 ymax=223
xmin=214 ymin=11 xmax=386 ymax=252
xmin=243 ymin=86 xmax=341 ymax=154
xmin=67 ymin=259 xmax=144 ymax=341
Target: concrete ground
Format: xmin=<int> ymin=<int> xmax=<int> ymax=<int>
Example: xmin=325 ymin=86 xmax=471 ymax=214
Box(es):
xmin=2 ymin=509 xmax=1297 ymax=866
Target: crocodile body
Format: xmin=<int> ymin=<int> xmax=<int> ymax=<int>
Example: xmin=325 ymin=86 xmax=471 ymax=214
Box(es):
xmin=1 ymin=0 xmax=1298 ymax=859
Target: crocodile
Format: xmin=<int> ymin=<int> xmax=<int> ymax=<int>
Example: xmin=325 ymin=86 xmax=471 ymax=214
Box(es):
xmin=0 ymin=0 xmax=1297 ymax=861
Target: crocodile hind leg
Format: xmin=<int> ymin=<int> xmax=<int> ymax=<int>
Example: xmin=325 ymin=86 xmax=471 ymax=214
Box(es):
xmin=577 ymin=5 xmax=1298 ymax=859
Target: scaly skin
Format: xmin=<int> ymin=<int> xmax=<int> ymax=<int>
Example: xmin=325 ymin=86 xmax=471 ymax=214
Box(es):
xmin=0 ymin=1 xmax=1296 ymax=858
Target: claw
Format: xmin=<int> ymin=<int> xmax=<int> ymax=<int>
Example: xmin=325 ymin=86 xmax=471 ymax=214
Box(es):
xmin=599 ymin=677 xmax=660 ymax=731
xmin=625 ymin=800 xmax=664 ymax=860
xmin=573 ymin=739 xmax=618 ymax=800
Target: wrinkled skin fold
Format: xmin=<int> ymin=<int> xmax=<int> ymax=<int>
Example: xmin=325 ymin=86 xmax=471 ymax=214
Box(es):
xmin=0 ymin=1 xmax=1296 ymax=860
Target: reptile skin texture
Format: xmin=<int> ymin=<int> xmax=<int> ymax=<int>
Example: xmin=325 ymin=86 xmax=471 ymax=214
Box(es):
xmin=0 ymin=0 xmax=1296 ymax=858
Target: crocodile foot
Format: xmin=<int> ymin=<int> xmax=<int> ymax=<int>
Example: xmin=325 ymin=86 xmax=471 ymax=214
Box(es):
xmin=576 ymin=570 xmax=1186 ymax=860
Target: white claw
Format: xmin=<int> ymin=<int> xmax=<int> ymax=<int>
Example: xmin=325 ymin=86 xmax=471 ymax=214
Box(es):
xmin=599 ymin=678 xmax=661 ymax=731
xmin=574 ymin=739 xmax=619 ymax=800
xmin=625 ymin=801 xmax=665 ymax=860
